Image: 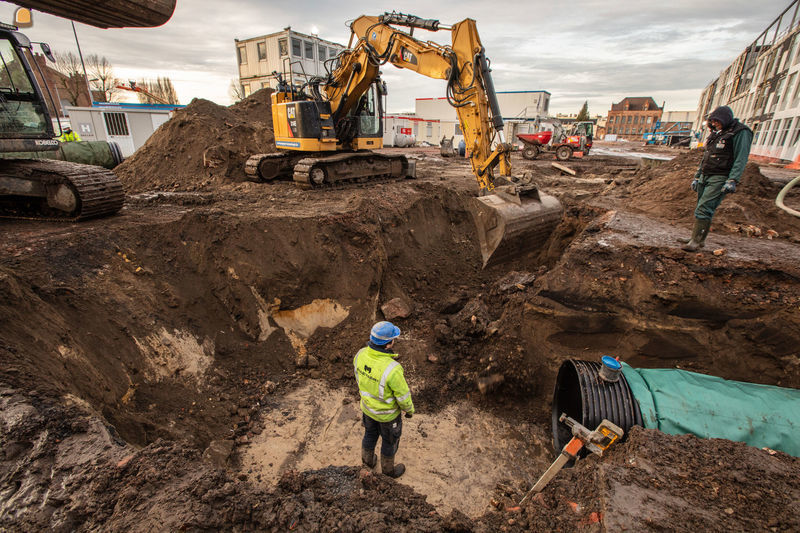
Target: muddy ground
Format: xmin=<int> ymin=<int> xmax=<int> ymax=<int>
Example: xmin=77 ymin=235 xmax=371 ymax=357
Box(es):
xmin=1 ymin=102 xmax=800 ymax=532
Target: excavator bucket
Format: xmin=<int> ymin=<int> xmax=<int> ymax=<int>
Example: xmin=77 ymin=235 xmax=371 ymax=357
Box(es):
xmin=471 ymin=185 xmax=562 ymax=268
xmin=16 ymin=0 xmax=176 ymax=28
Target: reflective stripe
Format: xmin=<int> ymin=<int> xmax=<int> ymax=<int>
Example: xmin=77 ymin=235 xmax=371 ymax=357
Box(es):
xmin=395 ymin=391 xmax=411 ymax=403
xmin=354 ymin=349 xmax=361 ymax=381
xmin=378 ymin=360 xmax=399 ymax=400
xmin=361 ymin=399 xmax=399 ymax=416
xmin=360 ymin=390 xmax=383 ymax=402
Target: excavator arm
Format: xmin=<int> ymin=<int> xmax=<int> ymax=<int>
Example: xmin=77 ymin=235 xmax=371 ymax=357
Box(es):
xmin=14 ymin=0 xmax=176 ymax=28
xmin=326 ymin=13 xmax=511 ymax=191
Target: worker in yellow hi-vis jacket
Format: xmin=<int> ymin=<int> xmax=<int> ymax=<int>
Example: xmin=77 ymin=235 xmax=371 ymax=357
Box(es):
xmin=353 ymin=321 xmax=415 ymax=478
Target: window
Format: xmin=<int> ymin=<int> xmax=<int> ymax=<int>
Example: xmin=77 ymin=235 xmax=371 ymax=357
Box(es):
xmin=753 ymin=123 xmax=762 ymax=144
xmin=782 ymin=73 xmax=796 ymax=111
xmin=329 ymin=47 xmax=338 ymax=59
xmin=318 ymin=44 xmax=326 ymax=61
xmin=278 ymin=38 xmax=288 ymax=57
xmin=779 ymin=119 xmax=792 ymax=145
xmin=291 ymin=38 xmax=302 ymax=57
xmin=793 ymin=34 xmax=800 ymax=66
xmin=413 ymin=122 xmax=418 ymax=136
xmin=426 ymin=122 xmax=433 ymax=137
xmin=237 ymin=46 xmax=247 ymax=65
xmin=647 ymin=116 xmax=652 ymax=124
xmin=257 ymin=42 xmax=266 ymax=61
xmin=261 ymin=81 xmax=270 ymax=89
xmin=243 ymin=84 xmax=252 ymax=97
xmin=767 ymin=120 xmax=781 ymax=146
xmin=103 ymin=112 xmax=129 ymax=136
xmin=761 ymin=121 xmax=772 ymax=145
xmin=791 ymin=122 xmax=800 ymax=146
xmin=455 ymin=123 xmax=462 ymax=135
xmin=304 ymin=40 xmax=314 ymax=59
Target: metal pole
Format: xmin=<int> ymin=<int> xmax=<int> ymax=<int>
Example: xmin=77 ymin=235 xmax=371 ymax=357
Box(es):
xmin=71 ymin=21 xmax=92 ymax=105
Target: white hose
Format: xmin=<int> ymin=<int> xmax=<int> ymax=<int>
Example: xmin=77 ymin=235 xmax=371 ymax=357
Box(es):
xmin=776 ymin=175 xmax=800 ymax=218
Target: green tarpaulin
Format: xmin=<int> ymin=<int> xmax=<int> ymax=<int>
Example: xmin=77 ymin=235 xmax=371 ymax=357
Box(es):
xmin=622 ymin=363 xmax=800 ymax=457
xmin=2 ymin=141 xmax=117 ymax=169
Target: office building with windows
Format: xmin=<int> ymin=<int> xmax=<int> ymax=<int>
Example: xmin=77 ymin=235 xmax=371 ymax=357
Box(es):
xmin=235 ymin=28 xmax=346 ymax=97
xmin=694 ymin=0 xmax=800 ymax=163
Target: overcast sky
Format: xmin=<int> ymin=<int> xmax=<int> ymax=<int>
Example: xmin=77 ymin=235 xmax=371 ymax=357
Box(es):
xmin=0 ymin=0 xmax=793 ymax=115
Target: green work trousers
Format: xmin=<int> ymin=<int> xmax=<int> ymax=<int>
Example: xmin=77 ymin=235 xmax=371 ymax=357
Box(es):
xmin=694 ymin=174 xmax=729 ymax=221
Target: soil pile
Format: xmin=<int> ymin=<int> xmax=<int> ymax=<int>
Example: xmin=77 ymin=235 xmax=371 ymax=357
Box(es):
xmin=483 ymin=426 xmax=800 ymax=532
xmin=115 ymin=89 xmax=275 ymax=193
xmin=609 ymin=150 xmax=800 ymax=239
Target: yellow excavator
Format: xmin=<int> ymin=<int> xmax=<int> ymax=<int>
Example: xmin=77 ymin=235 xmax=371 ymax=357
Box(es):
xmin=246 ymin=13 xmax=562 ymax=267
xmin=0 ymin=1 xmax=175 ymax=220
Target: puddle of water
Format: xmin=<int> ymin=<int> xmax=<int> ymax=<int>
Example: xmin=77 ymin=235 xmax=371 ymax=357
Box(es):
xmin=240 ymin=380 xmax=549 ymax=517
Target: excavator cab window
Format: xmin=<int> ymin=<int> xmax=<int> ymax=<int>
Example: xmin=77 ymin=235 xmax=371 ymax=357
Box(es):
xmin=0 ymin=35 xmax=49 ymax=137
xmin=356 ymin=83 xmax=380 ymax=137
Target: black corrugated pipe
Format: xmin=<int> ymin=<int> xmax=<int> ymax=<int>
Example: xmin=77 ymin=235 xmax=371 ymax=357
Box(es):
xmin=551 ymin=359 xmax=642 ymax=451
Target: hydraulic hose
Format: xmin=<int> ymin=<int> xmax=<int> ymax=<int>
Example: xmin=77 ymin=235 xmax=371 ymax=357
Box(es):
xmin=775 ymin=175 xmax=800 ymax=218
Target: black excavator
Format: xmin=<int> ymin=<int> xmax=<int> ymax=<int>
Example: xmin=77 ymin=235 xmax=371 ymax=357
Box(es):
xmin=0 ymin=0 xmax=175 ymax=221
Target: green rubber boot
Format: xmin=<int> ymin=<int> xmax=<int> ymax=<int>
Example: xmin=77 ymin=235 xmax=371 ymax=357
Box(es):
xmin=681 ymin=219 xmax=711 ymax=251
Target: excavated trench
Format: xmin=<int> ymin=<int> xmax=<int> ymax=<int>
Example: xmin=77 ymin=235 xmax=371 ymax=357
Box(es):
xmin=2 ymin=165 xmax=800 ymax=529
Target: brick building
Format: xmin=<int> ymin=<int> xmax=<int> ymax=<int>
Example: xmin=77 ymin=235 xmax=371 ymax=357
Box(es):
xmin=29 ymin=52 xmax=93 ymax=118
xmin=605 ymin=97 xmax=663 ymax=140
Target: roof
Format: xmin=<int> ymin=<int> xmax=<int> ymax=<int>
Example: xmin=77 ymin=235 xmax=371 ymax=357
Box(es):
xmin=610 ymin=97 xmax=661 ymax=112
xmin=236 ymin=28 xmax=345 ymax=48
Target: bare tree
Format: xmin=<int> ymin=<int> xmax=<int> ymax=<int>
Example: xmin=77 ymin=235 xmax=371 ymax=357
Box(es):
xmin=135 ymin=76 xmax=179 ymax=105
xmin=52 ymin=51 xmax=86 ymax=106
xmin=229 ymin=78 xmax=244 ymax=102
xmin=86 ymin=54 xmax=120 ymax=102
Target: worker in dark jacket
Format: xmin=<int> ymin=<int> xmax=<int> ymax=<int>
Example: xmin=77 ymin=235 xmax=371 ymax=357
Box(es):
xmin=679 ymin=105 xmax=753 ymax=251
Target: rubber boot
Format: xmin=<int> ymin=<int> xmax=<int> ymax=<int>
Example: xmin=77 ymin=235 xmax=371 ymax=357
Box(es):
xmin=681 ymin=219 xmax=711 ymax=251
xmin=361 ymin=448 xmax=377 ymax=468
xmin=381 ymin=454 xmax=405 ymax=478
xmin=677 ymin=219 xmax=700 ymax=245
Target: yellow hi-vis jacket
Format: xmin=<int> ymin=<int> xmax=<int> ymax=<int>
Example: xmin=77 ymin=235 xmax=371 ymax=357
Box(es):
xmin=354 ymin=345 xmax=414 ymax=422
xmin=58 ymin=130 xmax=81 ymax=142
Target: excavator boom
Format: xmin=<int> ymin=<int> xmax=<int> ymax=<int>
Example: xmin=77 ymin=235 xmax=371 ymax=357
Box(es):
xmin=342 ymin=13 xmax=562 ymax=266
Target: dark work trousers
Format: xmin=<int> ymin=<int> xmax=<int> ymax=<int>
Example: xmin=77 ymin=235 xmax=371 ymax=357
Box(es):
xmin=362 ymin=413 xmax=402 ymax=457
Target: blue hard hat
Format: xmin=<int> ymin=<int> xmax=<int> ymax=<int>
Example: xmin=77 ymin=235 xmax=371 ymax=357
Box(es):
xmin=370 ymin=321 xmax=401 ymax=345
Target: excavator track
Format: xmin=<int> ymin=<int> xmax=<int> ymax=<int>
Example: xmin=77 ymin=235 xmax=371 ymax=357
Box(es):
xmin=245 ymin=152 xmax=320 ymax=182
xmin=292 ymin=151 xmax=409 ymax=189
xmin=0 ymin=159 xmax=124 ymax=221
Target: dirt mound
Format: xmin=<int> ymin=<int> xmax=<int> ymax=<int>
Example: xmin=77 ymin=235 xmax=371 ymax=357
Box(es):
xmin=481 ymin=426 xmax=800 ymax=532
xmin=609 ymin=150 xmax=800 ymax=239
xmin=115 ymin=89 xmax=275 ymax=193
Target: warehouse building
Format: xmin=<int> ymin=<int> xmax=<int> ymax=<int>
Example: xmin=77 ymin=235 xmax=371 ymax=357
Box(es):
xmin=694 ymin=0 xmax=800 ymax=163
xmin=235 ymin=28 xmax=346 ymax=97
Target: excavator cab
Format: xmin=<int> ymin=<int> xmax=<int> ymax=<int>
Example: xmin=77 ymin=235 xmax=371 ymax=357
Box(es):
xmin=0 ymin=27 xmax=57 ymax=150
